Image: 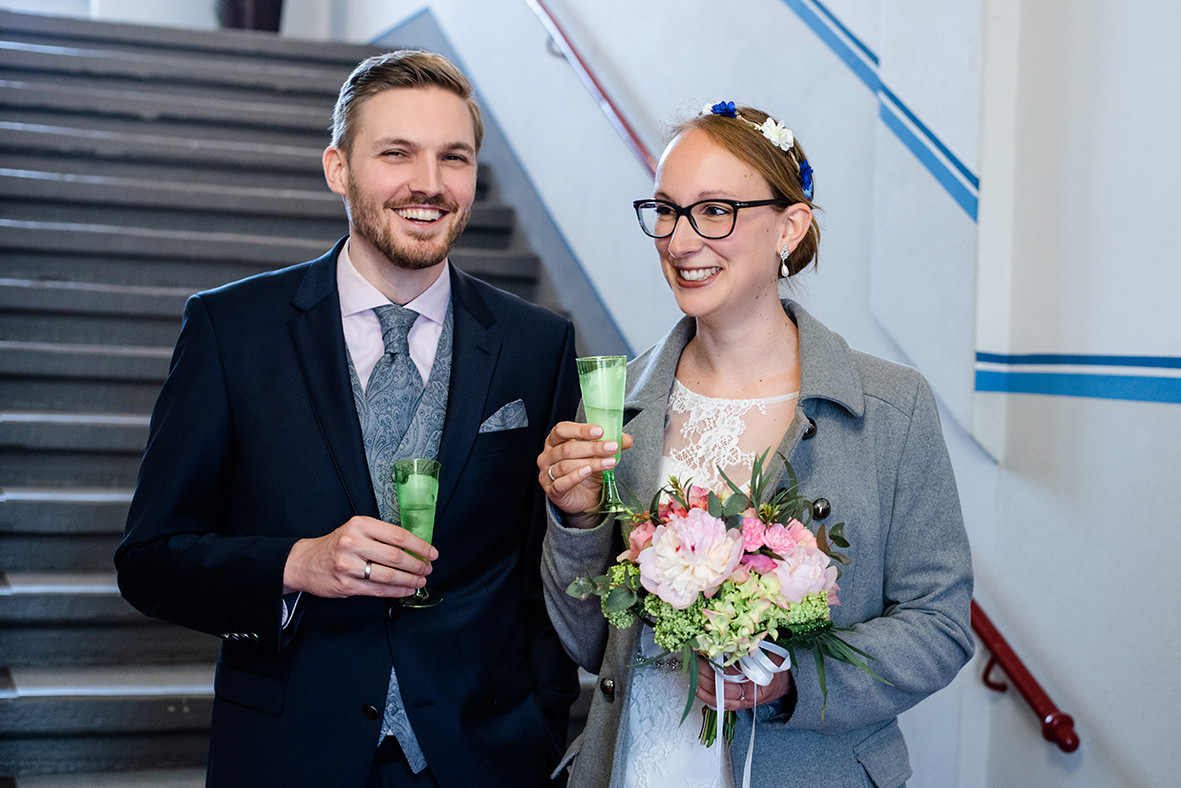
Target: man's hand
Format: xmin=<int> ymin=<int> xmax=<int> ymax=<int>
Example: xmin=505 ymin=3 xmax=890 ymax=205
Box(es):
xmin=283 ymin=515 xmax=437 ymax=598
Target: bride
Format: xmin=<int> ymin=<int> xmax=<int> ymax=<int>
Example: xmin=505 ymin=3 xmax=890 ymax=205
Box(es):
xmin=537 ymin=102 xmax=974 ymax=788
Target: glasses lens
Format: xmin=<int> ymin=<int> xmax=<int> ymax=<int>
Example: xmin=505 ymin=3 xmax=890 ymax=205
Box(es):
xmin=635 ymin=201 xmax=675 ymax=238
xmin=689 ymin=201 xmax=737 ymax=239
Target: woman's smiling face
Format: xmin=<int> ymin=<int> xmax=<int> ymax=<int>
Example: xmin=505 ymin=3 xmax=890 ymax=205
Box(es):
xmin=652 ymin=129 xmax=791 ymax=323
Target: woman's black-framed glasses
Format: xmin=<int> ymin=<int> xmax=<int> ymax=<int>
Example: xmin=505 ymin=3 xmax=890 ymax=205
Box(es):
xmin=632 ymin=197 xmax=789 ymax=240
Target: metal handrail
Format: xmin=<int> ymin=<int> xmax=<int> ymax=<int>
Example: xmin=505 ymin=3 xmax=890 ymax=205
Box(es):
xmin=972 ymin=600 xmax=1079 ymax=752
xmin=524 ymin=0 xmax=657 ymax=176
xmin=526 ymin=0 xmax=1077 ymax=755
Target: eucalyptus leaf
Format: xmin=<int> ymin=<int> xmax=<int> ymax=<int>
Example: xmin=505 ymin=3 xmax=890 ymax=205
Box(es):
xmin=603 ymin=586 xmax=637 ymax=613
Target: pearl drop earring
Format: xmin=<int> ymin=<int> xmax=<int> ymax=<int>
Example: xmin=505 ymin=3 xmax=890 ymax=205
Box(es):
xmin=779 ymin=246 xmax=791 ymax=278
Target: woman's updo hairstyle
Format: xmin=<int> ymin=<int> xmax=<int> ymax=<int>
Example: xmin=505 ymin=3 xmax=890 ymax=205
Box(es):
xmin=672 ymin=105 xmax=820 ymax=277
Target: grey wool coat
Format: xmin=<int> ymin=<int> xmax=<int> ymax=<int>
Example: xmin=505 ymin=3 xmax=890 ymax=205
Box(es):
xmin=542 ymin=300 xmax=974 ymax=788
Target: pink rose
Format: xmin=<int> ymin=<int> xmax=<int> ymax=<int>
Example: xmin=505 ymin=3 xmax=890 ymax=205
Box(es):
xmin=618 ymin=520 xmax=656 ymax=562
xmin=741 ymin=518 xmax=767 ymax=552
xmin=786 ymin=519 xmax=816 ymax=549
xmin=637 ymin=508 xmax=743 ymax=609
xmin=762 ymin=523 xmax=798 ymax=555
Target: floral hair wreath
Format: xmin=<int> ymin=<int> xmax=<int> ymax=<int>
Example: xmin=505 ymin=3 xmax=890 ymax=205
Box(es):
xmin=701 ymin=101 xmax=814 ymax=200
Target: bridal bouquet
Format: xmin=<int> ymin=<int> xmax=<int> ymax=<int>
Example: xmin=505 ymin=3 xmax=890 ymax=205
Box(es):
xmin=566 ymin=450 xmax=883 ymax=746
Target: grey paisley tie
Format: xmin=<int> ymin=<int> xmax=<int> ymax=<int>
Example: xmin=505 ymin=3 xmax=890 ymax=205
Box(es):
xmin=362 ymin=304 xmax=429 ymax=772
xmin=365 ymin=303 xmax=424 ymax=521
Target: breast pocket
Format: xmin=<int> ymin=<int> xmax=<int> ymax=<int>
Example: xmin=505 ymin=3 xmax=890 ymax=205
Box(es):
xmin=470 ymin=426 xmax=534 ymax=458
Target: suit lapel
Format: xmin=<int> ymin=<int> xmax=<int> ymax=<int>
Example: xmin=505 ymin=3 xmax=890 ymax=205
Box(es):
xmin=288 ymin=241 xmax=378 ymax=519
xmin=434 ymin=267 xmax=499 ymax=523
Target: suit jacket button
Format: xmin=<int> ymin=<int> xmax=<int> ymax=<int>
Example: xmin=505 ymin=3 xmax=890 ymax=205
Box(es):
xmin=599 ymin=677 xmax=615 ymax=701
xmin=386 ymin=603 xmax=401 ymax=622
xmin=363 ymin=705 xmax=381 ymax=720
xmin=812 ymin=497 xmax=831 ymax=519
xmin=802 ymin=418 xmax=817 ymax=439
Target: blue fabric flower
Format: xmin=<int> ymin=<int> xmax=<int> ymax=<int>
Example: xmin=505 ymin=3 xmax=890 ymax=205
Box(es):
xmin=709 ymin=101 xmax=738 ymax=118
xmin=799 ymin=160 xmax=814 ymax=200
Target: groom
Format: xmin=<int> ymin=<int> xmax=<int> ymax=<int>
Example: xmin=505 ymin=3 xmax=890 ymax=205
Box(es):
xmin=116 ymin=50 xmax=579 ymax=787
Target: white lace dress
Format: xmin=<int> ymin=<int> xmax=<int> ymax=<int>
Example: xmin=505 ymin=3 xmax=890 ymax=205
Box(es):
xmin=622 ymin=379 xmax=798 ymax=788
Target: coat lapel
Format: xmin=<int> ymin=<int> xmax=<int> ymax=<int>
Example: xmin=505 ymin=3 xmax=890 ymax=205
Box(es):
xmin=288 ymin=240 xmax=378 ymax=519
xmin=434 ymin=266 xmax=499 ymax=523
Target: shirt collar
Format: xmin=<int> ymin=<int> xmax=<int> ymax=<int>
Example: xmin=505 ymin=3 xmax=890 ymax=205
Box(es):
xmin=336 ymin=241 xmax=451 ymax=325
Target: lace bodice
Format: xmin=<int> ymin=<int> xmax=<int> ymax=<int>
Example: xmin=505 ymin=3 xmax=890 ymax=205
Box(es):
xmin=663 ymin=378 xmax=798 ymax=491
xmin=622 ymin=378 xmax=798 ymax=788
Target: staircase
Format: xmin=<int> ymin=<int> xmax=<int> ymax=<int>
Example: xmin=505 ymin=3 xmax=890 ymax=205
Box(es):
xmin=0 ymin=9 xmax=556 ymax=783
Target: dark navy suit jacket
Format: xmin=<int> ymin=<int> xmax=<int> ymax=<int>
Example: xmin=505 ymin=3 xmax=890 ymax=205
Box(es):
xmin=116 ymin=238 xmax=580 ymax=787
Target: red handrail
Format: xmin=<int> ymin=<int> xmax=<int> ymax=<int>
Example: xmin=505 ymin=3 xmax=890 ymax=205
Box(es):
xmin=972 ymin=600 xmax=1079 ymax=752
xmin=525 ymin=0 xmax=657 ymax=176
xmin=527 ymin=0 xmax=1077 ymax=756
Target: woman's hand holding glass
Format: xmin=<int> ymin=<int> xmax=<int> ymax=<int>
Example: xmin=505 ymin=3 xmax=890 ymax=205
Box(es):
xmin=538 ymin=421 xmax=634 ymax=527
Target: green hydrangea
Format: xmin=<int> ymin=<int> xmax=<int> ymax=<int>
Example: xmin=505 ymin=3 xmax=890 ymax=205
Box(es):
xmin=788 ymin=590 xmax=832 ymax=625
xmin=644 ymin=594 xmax=707 ymax=652
xmin=601 ymin=562 xmax=642 ymax=630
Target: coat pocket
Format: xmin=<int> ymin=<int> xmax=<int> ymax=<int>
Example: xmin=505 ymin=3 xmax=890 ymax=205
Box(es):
xmin=854 ymin=719 xmax=911 ymax=788
xmin=214 ymin=659 xmax=287 ymax=717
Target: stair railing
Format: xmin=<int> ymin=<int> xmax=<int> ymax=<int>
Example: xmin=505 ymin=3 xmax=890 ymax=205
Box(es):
xmin=526 ymin=0 xmax=1079 ymax=755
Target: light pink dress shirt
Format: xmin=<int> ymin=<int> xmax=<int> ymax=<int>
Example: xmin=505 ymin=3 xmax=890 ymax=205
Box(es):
xmin=336 ymin=242 xmax=451 ymax=390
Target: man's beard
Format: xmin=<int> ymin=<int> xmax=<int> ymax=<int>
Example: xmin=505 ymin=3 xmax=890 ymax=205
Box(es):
xmin=347 ymin=177 xmax=471 ymax=271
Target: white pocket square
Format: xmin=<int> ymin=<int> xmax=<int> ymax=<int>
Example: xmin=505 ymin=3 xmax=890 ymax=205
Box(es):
xmin=479 ymin=399 xmax=529 ymax=433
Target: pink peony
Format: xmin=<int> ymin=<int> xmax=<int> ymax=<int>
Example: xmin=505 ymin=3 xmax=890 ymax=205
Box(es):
xmin=685 ymin=485 xmax=711 ymax=510
xmin=618 ymin=520 xmax=656 ymax=562
xmin=637 ymin=508 xmax=743 ymax=609
xmin=769 ymin=544 xmax=836 ymax=605
xmin=741 ymin=553 xmax=778 ymax=574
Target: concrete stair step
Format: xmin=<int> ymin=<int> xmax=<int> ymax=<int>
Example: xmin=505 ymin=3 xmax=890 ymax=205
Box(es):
xmin=0 ymin=7 xmax=378 ymax=71
xmin=0 ymin=488 xmax=130 ymax=573
xmin=0 ymin=412 xmax=149 ymax=489
xmin=0 ymin=38 xmax=344 ymax=97
xmin=0 ymin=664 xmax=212 ymax=775
xmin=0 ymin=341 xmax=169 ymax=413
xmin=9 ymin=768 xmax=204 ymax=787
xmin=0 ymin=278 xmax=186 ymax=347
xmin=0 ymin=574 xmax=220 ymax=666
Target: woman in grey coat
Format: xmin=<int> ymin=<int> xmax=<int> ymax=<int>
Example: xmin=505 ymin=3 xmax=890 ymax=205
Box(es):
xmin=537 ymin=103 xmax=974 ymax=788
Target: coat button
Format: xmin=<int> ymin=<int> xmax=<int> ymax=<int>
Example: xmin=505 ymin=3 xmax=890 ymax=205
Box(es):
xmin=362 ymin=704 xmax=381 ymax=720
xmin=386 ymin=603 xmax=401 ymax=622
xmin=802 ymin=418 xmax=817 ymax=439
xmin=599 ymin=677 xmax=615 ymax=701
xmin=812 ymin=498 xmax=831 ymax=519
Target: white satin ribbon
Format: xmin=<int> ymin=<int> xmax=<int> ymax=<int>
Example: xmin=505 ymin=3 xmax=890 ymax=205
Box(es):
xmin=712 ymin=641 xmax=791 ymax=788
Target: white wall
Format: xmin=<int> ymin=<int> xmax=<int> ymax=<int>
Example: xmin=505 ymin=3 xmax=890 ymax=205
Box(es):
xmin=0 ymin=0 xmax=218 ymax=28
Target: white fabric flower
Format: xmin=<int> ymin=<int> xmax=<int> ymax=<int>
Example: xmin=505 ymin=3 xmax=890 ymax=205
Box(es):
xmin=759 ymin=118 xmax=794 ymax=152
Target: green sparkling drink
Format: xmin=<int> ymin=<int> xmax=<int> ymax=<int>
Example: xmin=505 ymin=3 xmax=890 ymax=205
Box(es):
xmin=576 ymin=355 xmax=627 ymax=513
xmin=394 ymin=458 xmax=441 ymax=607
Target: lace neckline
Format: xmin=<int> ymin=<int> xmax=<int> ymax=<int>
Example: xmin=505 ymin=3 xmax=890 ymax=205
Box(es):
xmin=671 ymin=377 xmax=799 ymax=406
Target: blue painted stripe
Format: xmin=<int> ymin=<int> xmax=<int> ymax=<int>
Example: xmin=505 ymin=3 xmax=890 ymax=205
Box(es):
xmin=975 ymin=371 xmax=1181 ymax=404
xmin=977 ymin=352 xmax=1181 ymax=369
xmin=879 ymin=86 xmax=979 ymax=190
xmin=810 ymin=0 xmax=879 ymax=65
xmin=879 ymin=103 xmax=979 ymax=220
xmin=782 ymin=0 xmax=880 ymax=92
xmin=782 ymin=0 xmax=980 ymax=221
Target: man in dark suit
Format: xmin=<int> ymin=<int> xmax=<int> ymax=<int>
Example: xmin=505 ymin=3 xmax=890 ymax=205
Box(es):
xmin=116 ymin=50 xmax=579 ymax=787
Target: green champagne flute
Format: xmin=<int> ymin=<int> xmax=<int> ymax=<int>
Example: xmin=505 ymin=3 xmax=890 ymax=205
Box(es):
xmin=576 ymin=355 xmax=627 ymax=513
xmin=394 ymin=458 xmax=441 ymax=608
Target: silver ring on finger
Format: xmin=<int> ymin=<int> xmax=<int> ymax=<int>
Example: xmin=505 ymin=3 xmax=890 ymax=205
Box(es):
xmin=548 ymin=464 xmax=557 ymax=482
xmin=364 ymin=560 xmax=373 ymax=581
